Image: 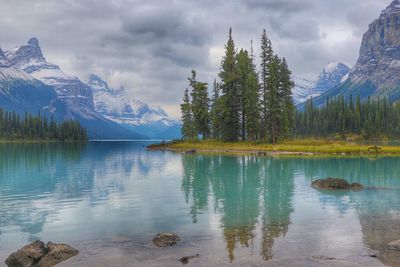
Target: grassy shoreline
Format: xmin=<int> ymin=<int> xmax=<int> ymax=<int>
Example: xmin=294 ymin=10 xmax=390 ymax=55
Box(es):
xmin=148 ymin=139 xmax=400 ymax=156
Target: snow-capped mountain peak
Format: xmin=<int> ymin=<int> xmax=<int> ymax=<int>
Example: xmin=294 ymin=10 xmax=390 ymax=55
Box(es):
xmin=0 ymin=46 xmax=11 ymax=67
xmin=314 ymin=61 xmax=350 ymax=92
xmin=292 ymin=61 xmax=350 ymax=105
xmin=5 ymin=37 xmax=46 ymax=72
xmin=27 ymin=37 xmax=40 ymax=46
xmin=6 ymin=38 xmax=94 ymax=111
xmin=88 ymin=74 xmax=180 ymax=138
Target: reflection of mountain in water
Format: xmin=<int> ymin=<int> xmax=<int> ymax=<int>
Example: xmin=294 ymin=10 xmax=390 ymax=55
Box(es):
xmin=0 ymin=142 xmax=170 ymax=241
xmin=181 ymin=155 xmax=295 ymax=262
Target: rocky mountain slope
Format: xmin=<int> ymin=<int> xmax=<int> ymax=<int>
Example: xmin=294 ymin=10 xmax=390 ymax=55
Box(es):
xmin=88 ymin=74 xmax=180 ymax=139
xmin=310 ymin=0 xmax=400 ymax=107
xmin=1 ymin=39 xmax=146 ymax=140
xmin=292 ymin=62 xmax=350 ymax=104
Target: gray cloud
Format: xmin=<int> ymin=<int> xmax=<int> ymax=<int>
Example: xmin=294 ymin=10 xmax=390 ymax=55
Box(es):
xmin=0 ymin=0 xmax=393 ymax=116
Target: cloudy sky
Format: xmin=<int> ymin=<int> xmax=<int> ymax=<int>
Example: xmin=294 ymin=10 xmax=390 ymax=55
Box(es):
xmin=0 ymin=0 xmax=393 ymax=117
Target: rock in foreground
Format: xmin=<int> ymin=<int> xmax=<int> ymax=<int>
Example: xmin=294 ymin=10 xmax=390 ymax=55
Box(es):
xmin=311 ymin=178 xmax=364 ymax=191
xmin=153 ymin=233 xmax=181 ymax=247
xmin=5 ymin=241 xmax=78 ymax=267
xmin=388 ymin=240 xmax=400 ymax=251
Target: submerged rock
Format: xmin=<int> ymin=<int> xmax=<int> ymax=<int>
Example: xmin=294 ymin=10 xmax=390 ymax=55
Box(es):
xmin=350 ymin=183 xmax=364 ymax=191
xmin=311 ymin=178 xmax=350 ymax=190
xmin=184 ymin=150 xmax=196 ymax=154
xmin=5 ymin=241 xmax=78 ymax=267
xmin=311 ymin=178 xmax=364 ymax=191
xmin=179 ymin=254 xmax=200 ymax=265
xmin=152 ymin=233 xmax=181 ymax=247
xmin=388 ymin=240 xmax=400 ymax=251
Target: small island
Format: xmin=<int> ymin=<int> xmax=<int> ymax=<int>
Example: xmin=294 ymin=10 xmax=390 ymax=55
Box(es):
xmin=150 ymin=29 xmax=400 ymax=156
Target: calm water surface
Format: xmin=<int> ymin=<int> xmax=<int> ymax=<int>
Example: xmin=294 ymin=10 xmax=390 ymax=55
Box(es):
xmin=0 ymin=142 xmax=399 ymax=267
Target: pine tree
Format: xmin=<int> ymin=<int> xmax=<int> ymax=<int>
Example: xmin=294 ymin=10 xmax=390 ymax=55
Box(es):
xmin=180 ymin=88 xmax=195 ymax=140
xmin=219 ymin=28 xmax=240 ymax=142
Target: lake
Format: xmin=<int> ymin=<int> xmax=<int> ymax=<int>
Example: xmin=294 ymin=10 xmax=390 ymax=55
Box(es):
xmin=0 ymin=142 xmax=399 ymax=267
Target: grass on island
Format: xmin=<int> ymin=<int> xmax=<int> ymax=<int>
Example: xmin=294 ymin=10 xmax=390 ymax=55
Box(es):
xmin=150 ymin=138 xmax=400 ymax=155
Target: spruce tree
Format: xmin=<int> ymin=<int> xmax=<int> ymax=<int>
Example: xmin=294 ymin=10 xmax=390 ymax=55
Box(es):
xmin=210 ymin=79 xmax=223 ymax=139
xmin=277 ymin=58 xmax=295 ymax=138
xmin=189 ymin=70 xmax=210 ymax=139
xmin=219 ymin=28 xmax=240 ymax=142
xmin=180 ymin=88 xmax=195 ymax=140
xmin=260 ymin=29 xmax=274 ymax=139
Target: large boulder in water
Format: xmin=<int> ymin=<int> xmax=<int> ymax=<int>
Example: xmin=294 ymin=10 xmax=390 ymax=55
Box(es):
xmin=37 ymin=242 xmax=79 ymax=267
xmin=153 ymin=233 xmax=181 ymax=247
xmin=5 ymin=241 xmax=47 ymax=267
xmin=311 ymin=178 xmax=364 ymax=191
xmin=5 ymin=241 xmax=78 ymax=267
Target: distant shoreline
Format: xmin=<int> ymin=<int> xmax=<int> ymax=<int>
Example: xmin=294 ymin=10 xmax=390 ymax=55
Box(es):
xmin=0 ymin=139 xmax=87 ymax=144
xmin=147 ymin=139 xmax=400 ymax=156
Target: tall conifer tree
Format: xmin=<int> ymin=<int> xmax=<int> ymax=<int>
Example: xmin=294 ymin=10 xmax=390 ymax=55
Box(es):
xmin=219 ymin=28 xmax=240 ymax=142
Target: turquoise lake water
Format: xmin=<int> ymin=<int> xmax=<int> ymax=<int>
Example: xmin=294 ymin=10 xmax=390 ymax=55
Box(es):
xmin=0 ymin=142 xmax=399 ymax=267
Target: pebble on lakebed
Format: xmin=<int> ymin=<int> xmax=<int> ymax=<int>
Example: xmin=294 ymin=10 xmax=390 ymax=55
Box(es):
xmin=152 ymin=233 xmax=181 ymax=247
xmin=311 ymin=178 xmax=364 ymax=191
xmin=5 ymin=240 xmax=78 ymax=267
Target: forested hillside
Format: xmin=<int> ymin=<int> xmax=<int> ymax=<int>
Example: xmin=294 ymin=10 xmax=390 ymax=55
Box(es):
xmin=0 ymin=108 xmax=87 ymax=141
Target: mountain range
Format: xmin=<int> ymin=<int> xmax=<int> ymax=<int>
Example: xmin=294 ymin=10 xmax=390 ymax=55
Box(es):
xmin=297 ymin=0 xmax=400 ymax=108
xmin=88 ymin=74 xmax=180 ymax=139
xmin=0 ymin=38 xmax=180 ymax=140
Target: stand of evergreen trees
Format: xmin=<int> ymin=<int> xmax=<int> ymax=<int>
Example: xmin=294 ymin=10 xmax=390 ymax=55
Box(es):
xmin=295 ymin=96 xmax=400 ymax=140
xmin=181 ymin=28 xmax=294 ymax=144
xmin=0 ymin=108 xmax=87 ymax=141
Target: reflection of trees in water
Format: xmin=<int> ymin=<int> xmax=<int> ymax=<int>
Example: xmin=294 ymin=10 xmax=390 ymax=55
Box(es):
xmin=0 ymin=142 xmax=170 ymax=241
xmin=181 ymin=155 xmax=295 ymax=262
xmin=261 ymin=159 xmax=294 ymax=260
